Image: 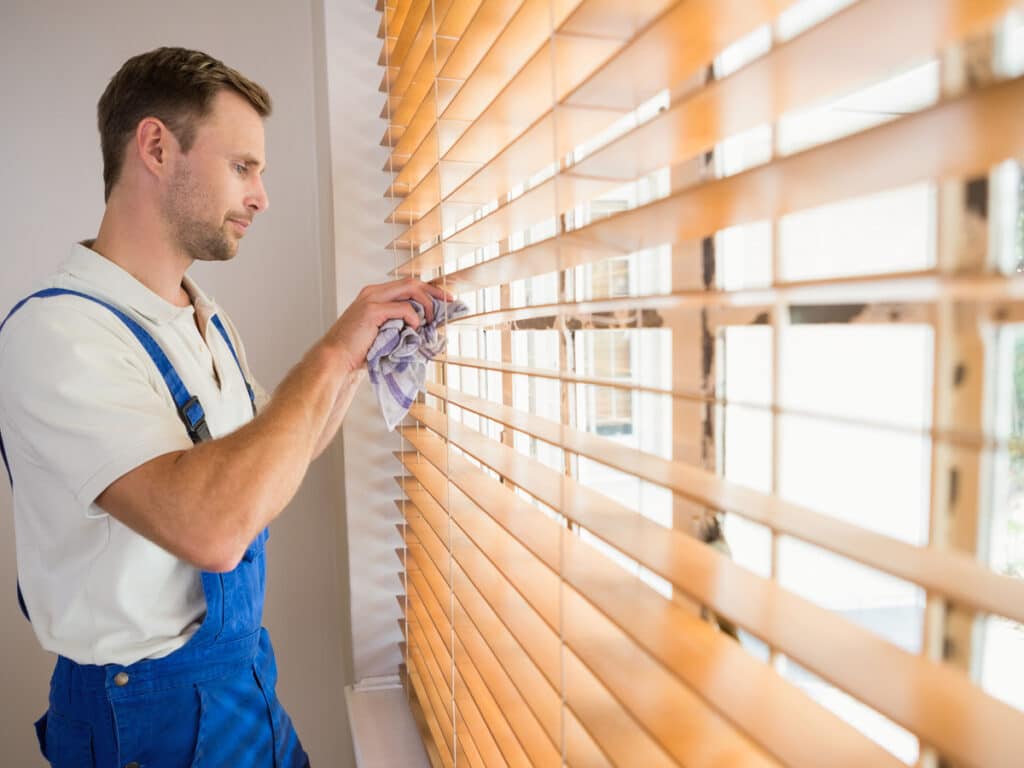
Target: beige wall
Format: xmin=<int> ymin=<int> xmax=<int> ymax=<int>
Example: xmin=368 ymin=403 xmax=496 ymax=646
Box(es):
xmin=0 ymin=1 xmax=355 ymax=764
xmin=322 ymin=0 xmax=409 ymax=685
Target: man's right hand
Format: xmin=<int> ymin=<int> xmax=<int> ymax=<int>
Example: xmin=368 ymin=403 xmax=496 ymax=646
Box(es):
xmin=323 ymin=277 xmax=454 ymax=374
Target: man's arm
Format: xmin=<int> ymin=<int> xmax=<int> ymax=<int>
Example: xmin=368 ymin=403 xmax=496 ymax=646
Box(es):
xmin=96 ymin=278 xmax=448 ymax=572
xmin=310 ymin=367 xmax=366 ymax=462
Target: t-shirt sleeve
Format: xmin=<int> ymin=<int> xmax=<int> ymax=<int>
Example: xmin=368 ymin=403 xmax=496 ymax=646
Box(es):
xmin=0 ymin=299 xmax=195 ymax=512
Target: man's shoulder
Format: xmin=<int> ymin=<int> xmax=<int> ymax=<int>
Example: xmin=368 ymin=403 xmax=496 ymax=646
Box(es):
xmin=0 ymin=286 xmax=136 ymax=359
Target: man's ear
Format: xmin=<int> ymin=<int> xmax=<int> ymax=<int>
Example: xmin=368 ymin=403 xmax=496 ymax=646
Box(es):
xmin=136 ymin=117 xmax=176 ymax=179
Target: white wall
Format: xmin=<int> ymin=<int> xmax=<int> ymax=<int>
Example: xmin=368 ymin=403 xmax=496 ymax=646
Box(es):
xmin=0 ymin=1 xmax=355 ymax=764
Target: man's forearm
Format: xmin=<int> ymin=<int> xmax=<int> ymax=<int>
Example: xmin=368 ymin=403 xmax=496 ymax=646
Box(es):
xmin=311 ymin=368 xmax=367 ymax=461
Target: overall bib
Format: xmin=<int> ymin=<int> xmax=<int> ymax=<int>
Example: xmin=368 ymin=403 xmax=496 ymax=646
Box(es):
xmin=0 ymin=289 xmax=309 ymax=768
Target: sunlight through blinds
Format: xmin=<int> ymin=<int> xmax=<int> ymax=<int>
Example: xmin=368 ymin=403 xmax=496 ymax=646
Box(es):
xmin=378 ymin=0 xmax=1024 ymax=765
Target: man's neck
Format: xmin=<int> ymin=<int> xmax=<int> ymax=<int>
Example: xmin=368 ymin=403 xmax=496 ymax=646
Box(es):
xmin=91 ymin=202 xmax=193 ymax=308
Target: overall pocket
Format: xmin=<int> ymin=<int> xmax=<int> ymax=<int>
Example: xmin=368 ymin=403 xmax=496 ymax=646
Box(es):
xmin=111 ymin=687 xmax=201 ymax=768
xmin=39 ymin=710 xmax=93 ymax=767
xmin=193 ymin=669 xmax=275 ymax=767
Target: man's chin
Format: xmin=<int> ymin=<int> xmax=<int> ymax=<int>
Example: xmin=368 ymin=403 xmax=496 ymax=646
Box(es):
xmin=192 ymin=246 xmax=237 ymax=263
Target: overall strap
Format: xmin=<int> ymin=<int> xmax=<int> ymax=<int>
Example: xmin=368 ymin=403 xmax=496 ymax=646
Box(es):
xmin=211 ymin=314 xmax=257 ymax=416
xmin=0 ymin=288 xmax=257 ymax=621
xmin=1 ymin=288 xmax=213 ymax=447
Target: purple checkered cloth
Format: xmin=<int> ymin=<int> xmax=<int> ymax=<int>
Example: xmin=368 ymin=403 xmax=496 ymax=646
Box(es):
xmin=366 ymin=296 xmax=468 ymax=430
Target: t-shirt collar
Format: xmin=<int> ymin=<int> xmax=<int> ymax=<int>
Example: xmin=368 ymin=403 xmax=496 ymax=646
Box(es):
xmin=63 ymin=241 xmax=212 ymax=325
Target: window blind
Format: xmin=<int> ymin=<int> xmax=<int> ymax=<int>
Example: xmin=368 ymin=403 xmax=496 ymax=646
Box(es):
xmin=378 ymin=0 xmax=1024 ymax=765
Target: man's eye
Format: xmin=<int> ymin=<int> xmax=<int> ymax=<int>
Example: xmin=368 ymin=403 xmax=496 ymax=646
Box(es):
xmin=234 ymin=163 xmax=248 ymax=175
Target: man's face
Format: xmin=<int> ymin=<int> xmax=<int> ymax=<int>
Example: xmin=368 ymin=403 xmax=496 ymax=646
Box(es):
xmin=163 ymin=90 xmax=269 ymax=262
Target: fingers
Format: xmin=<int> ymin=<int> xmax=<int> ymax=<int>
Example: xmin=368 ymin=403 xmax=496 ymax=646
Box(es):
xmin=364 ymin=278 xmax=456 ymax=306
xmin=423 ymin=282 xmax=455 ymax=302
xmin=375 ymin=301 xmax=421 ymax=329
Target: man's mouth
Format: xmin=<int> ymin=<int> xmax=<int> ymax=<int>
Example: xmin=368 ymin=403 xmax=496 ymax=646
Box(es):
xmin=227 ymin=218 xmax=251 ymax=235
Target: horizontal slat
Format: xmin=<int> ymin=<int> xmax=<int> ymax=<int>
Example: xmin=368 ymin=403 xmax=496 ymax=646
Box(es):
xmin=378 ymin=37 xmax=400 ymax=68
xmin=387 ymin=7 xmax=619 ymax=245
xmin=408 ymin=533 xmax=454 ymax=625
xmin=405 ymin=503 xmax=454 ymax=589
xmin=388 ymin=0 xmax=552 ymax=191
xmin=443 ymin=274 xmax=1024 ymax=331
xmin=410 ymin=639 xmax=476 ymax=767
xmin=407 ymin=580 xmax=503 ymax=768
xmin=389 ymin=0 xmax=432 ymax=73
xmin=403 ymin=403 xmax=1024 ymax=768
xmin=403 ymin=495 xmax=566 ymax=766
xmin=397 ymin=505 xmax=648 ymax=768
xmin=575 ymin=0 xmax=1021 ymax=181
xmin=408 ymin=644 xmax=457 ymax=768
xmin=397 ymin=440 xmax=904 ymax=767
xmin=438 ymin=352 xmax=1024 ymax=459
xmin=440 ymin=0 xmax=583 ymax=124
xmin=425 ymin=379 xmax=1024 ymax=626
xmin=409 ymin=569 xmax=536 ymax=768
xmin=379 ymin=66 xmax=399 ymax=93
xmin=389 ymin=37 xmax=459 ymax=137
xmin=407 ymin=580 xmax=453 ymax=688
xmin=388 ymin=0 xmax=780 ymax=246
xmin=388 ymin=0 xmax=525 ymax=162
xmin=442 ymin=105 xmax=626 ymax=207
xmin=400 ymin=471 xmax=783 ymax=767
xmin=406 ymin=482 xmax=678 ymax=768
xmin=398 ymin=71 xmax=1024 ymax=280
xmin=407 ymin=598 xmax=458 ymax=752
xmin=386 ymin=0 xmax=484 ymax=137
xmin=446 ymin=174 xmax=618 ymax=246
xmin=389 ymin=0 xmax=456 ymax=104
xmin=566 ymin=0 xmax=790 ymax=110
xmin=401 ymin=483 xmax=797 ymax=767
xmin=407 ymin=661 xmax=454 ymax=768
xmin=443 ymin=34 xmax=621 ymax=167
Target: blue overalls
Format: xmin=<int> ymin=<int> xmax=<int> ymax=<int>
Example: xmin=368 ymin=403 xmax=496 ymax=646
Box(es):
xmin=0 ymin=289 xmax=309 ymax=768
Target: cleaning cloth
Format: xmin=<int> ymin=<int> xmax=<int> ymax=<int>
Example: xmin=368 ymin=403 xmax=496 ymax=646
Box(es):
xmin=366 ymin=296 xmax=469 ymax=430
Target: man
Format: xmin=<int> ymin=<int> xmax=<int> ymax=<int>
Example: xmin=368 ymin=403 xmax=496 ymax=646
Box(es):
xmin=0 ymin=47 xmax=447 ymax=767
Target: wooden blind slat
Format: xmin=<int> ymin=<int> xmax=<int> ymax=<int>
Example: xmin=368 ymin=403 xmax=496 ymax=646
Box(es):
xmin=387 ymin=0 xmax=802 ymax=246
xmin=438 ymin=277 xmax=1024 ymax=335
xmin=437 ymin=353 xmax=1021 ymax=457
xmin=407 ymin=502 xmax=566 ymax=765
xmin=407 ymin=658 xmax=456 ymax=768
xmin=401 ymin=466 xmax=778 ymax=768
xmin=387 ymin=0 xmax=524 ymax=160
xmin=407 ymin=579 xmax=507 ymax=768
xmin=401 ymin=483 xmax=789 ymax=767
xmin=409 ymin=643 xmax=458 ymax=767
xmin=425 ymin=379 xmax=1024 ymax=626
xmin=408 ymin=587 xmax=482 ymax=768
xmin=396 ymin=72 xmax=1024 ymax=274
xmin=402 ymin=405 xmax=1024 ymax=768
xmin=410 ymin=569 xmax=535 ymax=768
xmin=566 ymin=0 xmax=791 ymax=110
xmin=575 ymin=0 xmax=1019 ymax=182
xmin=402 ymin=469 xmax=682 ymax=767
xmin=390 ymin=36 xmax=458 ymax=132
xmin=396 ymin=445 xmax=906 ymax=767
xmin=388 ymin=0 xmax=432 ymax=73
xmin=388 ymin=0 xmax=455 ymax=103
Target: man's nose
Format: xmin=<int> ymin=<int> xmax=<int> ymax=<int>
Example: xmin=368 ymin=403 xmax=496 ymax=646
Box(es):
xmin=247 ymin=176 xmax=269 ymax=213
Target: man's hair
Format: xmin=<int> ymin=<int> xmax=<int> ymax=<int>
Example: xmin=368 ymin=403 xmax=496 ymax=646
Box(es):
xmin=97 ymin=47 xmax=272 ymax=201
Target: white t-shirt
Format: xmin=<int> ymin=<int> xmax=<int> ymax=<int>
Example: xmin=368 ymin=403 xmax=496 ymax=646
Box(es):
xmin=0 ymin=242 xmax=268 ymax=666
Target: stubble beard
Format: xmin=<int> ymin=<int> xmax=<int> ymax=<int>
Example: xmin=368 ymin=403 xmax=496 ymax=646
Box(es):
xmin=165 ymin=165 xmax=238 ymax=263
